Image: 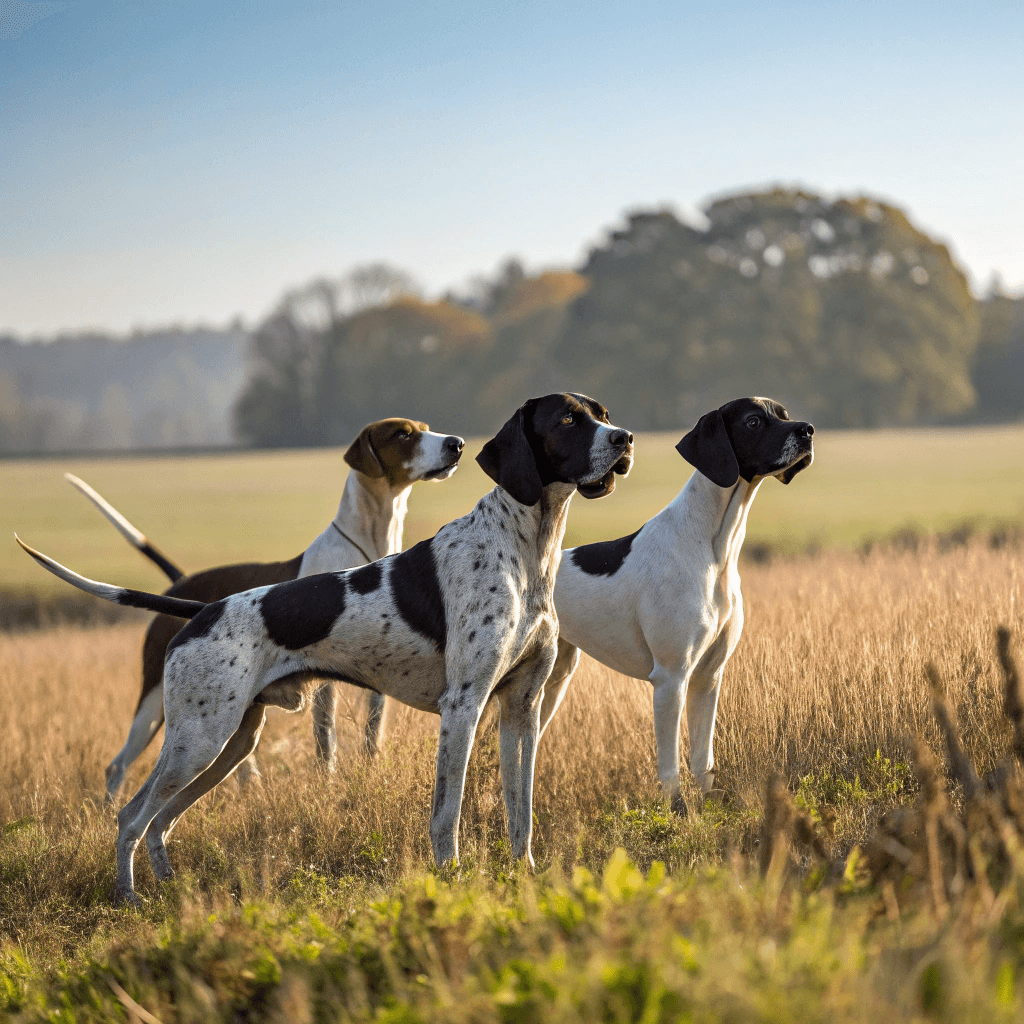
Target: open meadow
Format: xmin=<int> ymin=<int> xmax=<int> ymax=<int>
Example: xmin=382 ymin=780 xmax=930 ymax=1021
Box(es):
xmin=3 ymin=425 xmax=1024 ymax=1021
xmin=4 ymin=423 xmax=1024 ymax=597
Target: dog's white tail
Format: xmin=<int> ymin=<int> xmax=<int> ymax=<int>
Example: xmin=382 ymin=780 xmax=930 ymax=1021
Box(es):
xmin=14 ymin=534 xmax=205 ymax=619
xmin=64 ymin=473 xmax=184 ymax=582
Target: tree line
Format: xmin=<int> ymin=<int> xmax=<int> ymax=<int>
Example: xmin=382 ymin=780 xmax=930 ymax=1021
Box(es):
xmin=2 ymin=188 xmax=1022 ymax=455
xmin=235 ymin=188 xmax=1024 ymax=446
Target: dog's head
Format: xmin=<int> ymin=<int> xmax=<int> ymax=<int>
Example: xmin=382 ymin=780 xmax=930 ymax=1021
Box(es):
xmin=345 ymin=419 xmax=464 ymax=486
xmin=676 ymin=397 xmax=813 ymax=488
xmin=477 ymin=393 xmax=634 ymax=506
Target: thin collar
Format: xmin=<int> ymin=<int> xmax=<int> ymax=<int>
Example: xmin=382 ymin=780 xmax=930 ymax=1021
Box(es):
xmin=330 ymin=521 xmax=375 ymax=563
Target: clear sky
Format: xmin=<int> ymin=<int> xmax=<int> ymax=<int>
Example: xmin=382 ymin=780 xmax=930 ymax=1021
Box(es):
xmin=2 ymin=0 xmax=1022 ymax=336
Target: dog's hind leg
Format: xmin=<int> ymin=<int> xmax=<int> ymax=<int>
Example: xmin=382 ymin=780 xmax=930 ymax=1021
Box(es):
xmin=105 ymin=685 xmax=165 ymax=804
xmin=312 ymin=682 xmax=338 ymax=768
xmin=362 ymin=692 xmax=388 ymax=757
xmin=536 ymin=638 xmax=580 ymax=741
xmin=145 ymin=704 xmax=268 ymax=880
xmin=115 ymin=732 xmax=229 ymax=906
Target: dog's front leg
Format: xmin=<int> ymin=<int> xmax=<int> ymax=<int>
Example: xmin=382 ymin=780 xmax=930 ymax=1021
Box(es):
xmin=429 ymin=696 xmax=485 ymax=869
xmin=687 ymin=665 xmax=725 ymax=798
xmin=497 ymin=646 xmax=558 ymax=867
xmin=536 ymin=637 xmax=581 ymax=741
xmin=650 ymin=664 xmax=690 ymax=815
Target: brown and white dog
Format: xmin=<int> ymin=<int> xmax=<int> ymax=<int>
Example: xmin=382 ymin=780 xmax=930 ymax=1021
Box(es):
xmin=74 ymin=419 xmax=464 ymax=802
xmin=19 ymin=393 xmax=633 ymax=905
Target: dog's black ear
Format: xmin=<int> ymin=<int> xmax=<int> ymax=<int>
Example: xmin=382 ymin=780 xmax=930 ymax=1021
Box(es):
xmin=675 ymin=409 xmax=739 ymax=488
xmin=477 ymin=401 xmax=542 ymax=506
xmin=344 ymin=425 xmax=386 ymax=479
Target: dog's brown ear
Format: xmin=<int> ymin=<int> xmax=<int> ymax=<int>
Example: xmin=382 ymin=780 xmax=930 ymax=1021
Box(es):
xmin=344 ymin=424 xmax=386 ymax=479
xmin=477 ymin=400 xmax=542 ymax=506
xmin=675 ymin=409 xmax=739 ymax=488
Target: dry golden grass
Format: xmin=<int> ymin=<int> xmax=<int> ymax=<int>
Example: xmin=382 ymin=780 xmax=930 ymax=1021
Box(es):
xmin=2 ymin=538 xmax=1022 ymax=968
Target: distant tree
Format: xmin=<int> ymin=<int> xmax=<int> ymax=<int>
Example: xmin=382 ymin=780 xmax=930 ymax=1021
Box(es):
xmin=233 ymin=310 xmax=323 ymax=447
xmin=549 ymin=189 xmax=980 ymax=428
xmin=970 ymin=293 xmax=1024 ymax=421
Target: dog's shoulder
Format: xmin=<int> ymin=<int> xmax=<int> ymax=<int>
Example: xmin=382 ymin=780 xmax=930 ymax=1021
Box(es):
xmin=567 ymin=527 xmax=643 ymax=579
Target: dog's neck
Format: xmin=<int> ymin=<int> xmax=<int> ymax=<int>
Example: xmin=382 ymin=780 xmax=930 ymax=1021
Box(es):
xmin=484 ymin=482 xmax=576 ymax=585
xmin=534 ymin=482 xmax=577 ymax=581
xmin=332 ymin=471 xmax=412 ymax=560
xmin=674 ymin=470 xmax=764 ymax=571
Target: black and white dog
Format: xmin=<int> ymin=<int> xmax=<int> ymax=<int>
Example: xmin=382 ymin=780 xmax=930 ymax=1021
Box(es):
xmin=541 ymin=398 xmax=813 ymax=813
xmin=18 ymin=393 xmax=633 ymax=904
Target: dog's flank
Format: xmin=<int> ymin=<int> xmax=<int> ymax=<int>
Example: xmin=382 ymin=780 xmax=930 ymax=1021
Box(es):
xmin=18 ymin=392 xmax=633 ymax=905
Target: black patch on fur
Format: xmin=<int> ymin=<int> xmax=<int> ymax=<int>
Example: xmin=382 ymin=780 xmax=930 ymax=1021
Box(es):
xmin=349 ymin=561 xmax=383 ymax=595
xmin=167 ymin=600 xmax=227 ymax=654
xmin=571 ymin=528 xmax=642 ymax=577
xmin=390 ymin=539 xmax=447 ymax=653
xmin=259 ymin=574 xmax=348 ymax=651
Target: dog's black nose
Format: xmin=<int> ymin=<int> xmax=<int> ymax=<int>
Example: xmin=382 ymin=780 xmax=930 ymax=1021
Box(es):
xmin=797 ymin=423 xmax=814 ymax=439
xmin=610 ymin=429 xmax=632 ymax=447
xmin=445 ymin=436 xmax=465 ymax=454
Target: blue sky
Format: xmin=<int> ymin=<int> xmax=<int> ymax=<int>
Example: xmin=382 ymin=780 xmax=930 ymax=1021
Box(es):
xmin=2 ymin=0 xmax=1022 ymax=336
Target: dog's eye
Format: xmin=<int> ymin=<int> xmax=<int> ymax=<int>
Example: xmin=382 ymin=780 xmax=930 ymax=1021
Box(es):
xmin=395 ymin=431 xmax=411 ymax=441
xmin=746 ymin=417 xmax=760 ymax=429
xmin=561 ymin=414 xmax=574 ymax=426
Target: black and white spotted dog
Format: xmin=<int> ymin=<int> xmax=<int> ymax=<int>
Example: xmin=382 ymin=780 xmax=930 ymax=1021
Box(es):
xmin=18 ymin=393 xmax=633 ymax=905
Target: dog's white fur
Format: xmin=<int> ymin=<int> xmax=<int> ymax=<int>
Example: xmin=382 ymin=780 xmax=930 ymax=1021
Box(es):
xmin=541 ymin=398 xmax=813 ymax=812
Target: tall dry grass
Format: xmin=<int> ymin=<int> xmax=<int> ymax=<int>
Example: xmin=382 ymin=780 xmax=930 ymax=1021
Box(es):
xmin=1 ymin=538 xmax=1022 ymax=961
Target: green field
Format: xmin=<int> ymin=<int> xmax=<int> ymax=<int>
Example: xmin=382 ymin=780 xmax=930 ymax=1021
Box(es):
xmin=3 ymin=423 xmax=1024 ymax=594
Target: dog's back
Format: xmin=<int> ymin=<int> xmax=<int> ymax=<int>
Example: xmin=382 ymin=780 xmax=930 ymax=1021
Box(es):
xmin=137 ymin=555 xmax=303 ymax=713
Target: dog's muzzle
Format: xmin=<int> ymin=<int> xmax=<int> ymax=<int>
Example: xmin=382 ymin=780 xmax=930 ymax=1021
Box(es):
xmin=578 ymin=430 xmax=634 ymax=499
xmin=774 ymin=423 xmax=814 ymax=484
xmin=424 ymin=436 xmax=465 ymax=480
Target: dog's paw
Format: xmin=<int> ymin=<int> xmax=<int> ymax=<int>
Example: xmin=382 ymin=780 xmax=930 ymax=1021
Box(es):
xmin=113 ymin=888 xmax=144 ymax=910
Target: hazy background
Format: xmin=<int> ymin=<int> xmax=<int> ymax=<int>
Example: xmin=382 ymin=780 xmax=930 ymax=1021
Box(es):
xmin=2 ymin=0 xmax=1023 ymax=451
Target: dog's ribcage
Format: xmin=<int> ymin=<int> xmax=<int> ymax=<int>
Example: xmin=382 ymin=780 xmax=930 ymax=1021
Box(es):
xmin=162 ymin=487 xmax=556 ymax=725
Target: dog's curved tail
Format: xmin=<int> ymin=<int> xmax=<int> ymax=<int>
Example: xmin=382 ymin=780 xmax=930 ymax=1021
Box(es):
xmin=15 ymin=535 xmax=205 ymax=620
xmin=64 ymin=473 xmax=185 ymax=583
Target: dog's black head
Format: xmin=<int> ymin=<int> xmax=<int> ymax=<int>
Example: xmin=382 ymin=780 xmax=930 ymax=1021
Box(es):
xmin=477 ymin=393 xmax=634 ymax=506
xmin=675 ymin=397 xmax=814 ymax=488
